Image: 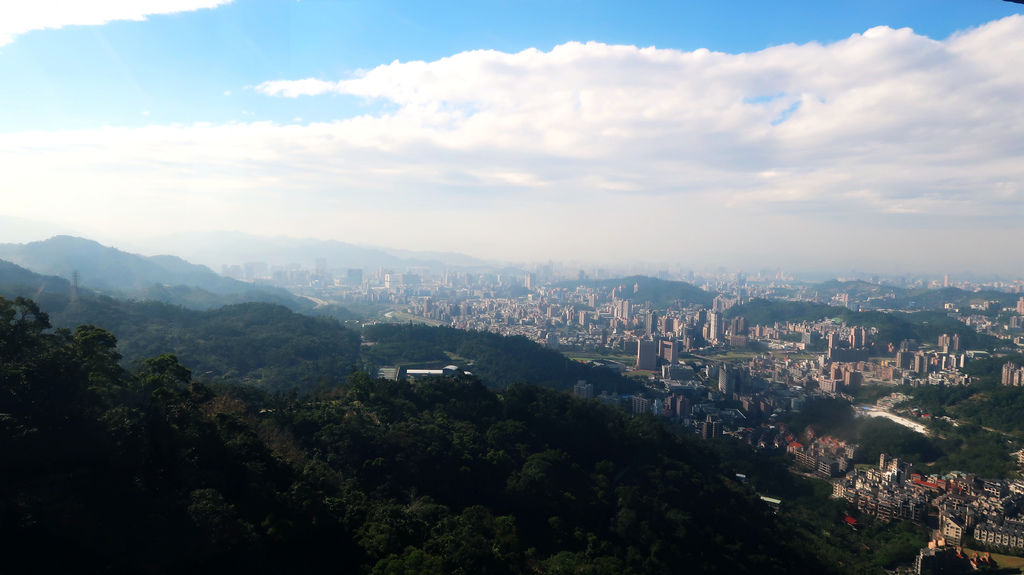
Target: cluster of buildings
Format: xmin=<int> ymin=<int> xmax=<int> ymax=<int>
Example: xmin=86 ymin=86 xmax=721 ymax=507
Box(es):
xmin=570 ymin=359 xmax=815 ymax=441
xmin=915 ymin=543 xmax=994 ymax=575
xmin=933 ymin=475 xmax=1024 ymax=551
xmin=832 ymin=454 xmax=931 ymax=523
xmin=1002 ymin=361 xmax=1024 ymax=386
xmin=831 ymin=452 xmax=1024 ymax=557
xmin=219 ymin=251 xmax=1024 ymax=352
xmin=788 ymin=434 xmax=858 ymax=478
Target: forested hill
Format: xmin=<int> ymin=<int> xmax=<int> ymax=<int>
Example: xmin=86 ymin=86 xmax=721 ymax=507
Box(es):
xmin=725 ymin=298 xmax=1002 ymax=350
xmin=7 ymin=291 xmax=634 ymax=395
xmin=0 ymin=297 xmax=831 ymax=574
xmin=811 ymin=279 xmax=1019 ymax=311
xmin=0 ymin=236 xmax=308 ymax=311
xmin=29 ymin=292 xmax=361 ymax=392
xmin=723 ymin=299 xmax=841 ymax=325
xmin=362 ymin=323 xmax=638 ymax=394
xmin=557 ymin=275 xmax=715 ymax=308
xmin=0 ymin=258 xmax=75 ymax=295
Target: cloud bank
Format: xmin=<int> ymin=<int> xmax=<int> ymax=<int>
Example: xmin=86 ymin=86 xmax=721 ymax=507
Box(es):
xmin=0 ymin=0 xmax=233 ymax=46
xmin=2 ymin=16 xmax=1023 ymax=272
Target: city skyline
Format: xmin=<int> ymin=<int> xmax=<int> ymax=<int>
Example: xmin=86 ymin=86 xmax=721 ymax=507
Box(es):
xmin=1 ymin=1 xmax=1023 ymax=275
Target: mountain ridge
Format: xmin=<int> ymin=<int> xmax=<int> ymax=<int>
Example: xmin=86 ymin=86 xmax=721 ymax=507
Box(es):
xmin=0 ymin=235 xmax=308 ymax=310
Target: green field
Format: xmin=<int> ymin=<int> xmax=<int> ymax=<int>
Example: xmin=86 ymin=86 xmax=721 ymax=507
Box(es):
xmin=565 ymin=351 xmax=636 ymax=364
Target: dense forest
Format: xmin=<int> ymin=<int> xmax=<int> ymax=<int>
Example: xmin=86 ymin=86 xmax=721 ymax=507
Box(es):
xmin=27 ymin=293 xmax=362 ymax=392
xmin=0 ymin=288 xmax=640 ymax=396
xmin=1 ymin=295 xmax=929 ymax=573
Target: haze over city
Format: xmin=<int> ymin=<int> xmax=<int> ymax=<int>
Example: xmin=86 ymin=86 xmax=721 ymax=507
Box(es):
xmin=1 ymin=1 xmax=1023 ymax=275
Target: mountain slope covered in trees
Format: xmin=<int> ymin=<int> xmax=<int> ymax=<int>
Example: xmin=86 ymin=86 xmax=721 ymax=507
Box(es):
xmin=23 ymin=292 xmax=361 ymax=391
xmin=2 ymin=294 xmax=852 ymax=574
xmin=362 ymin=323 xmax=637 ymax=394
xmin=558 ymin=275 xmax=715 ymax=308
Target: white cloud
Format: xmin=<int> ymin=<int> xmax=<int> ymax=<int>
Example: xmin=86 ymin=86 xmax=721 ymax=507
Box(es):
xmin=0 ymin=0 xmax=233 ymax=46
xmin=3 ymin=16 xmax=1024 ymax=272
xmin=251 ymin=18 xmax=1024 ymax=221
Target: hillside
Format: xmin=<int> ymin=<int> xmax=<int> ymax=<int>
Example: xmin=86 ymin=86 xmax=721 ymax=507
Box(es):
xmin=558 ymin=275 xmax=715 ymax=308
xmin=0 ymin=236 xmax=304 ymax=309
xmin=362 ymin=323 xmax=638 ymax=393
xmin=725 ymin=299 xmax=1002 ymax=350
xmin=0 ymin=258 xmax=74 ymax=296
xmin=12 ymin=287 xmax=636 ymax=395
xmin=0 ymin=297 xmax=864 ymax=574
xmin=810 ymin=280 xmax=1018 ymax=311
xmin=29 ymin=292 xmax=360 ymax=392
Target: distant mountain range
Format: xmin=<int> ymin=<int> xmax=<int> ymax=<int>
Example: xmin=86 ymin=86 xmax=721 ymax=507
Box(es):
xmin=131 ymin=231 xmax=493 ymax=271
xmin=0 ymin=258 xmax=73 ymax=297
xmin=808 ymin=279 xmax=1020 ymax=311
xmin=0 ymin=236 xmax=310 ymax=312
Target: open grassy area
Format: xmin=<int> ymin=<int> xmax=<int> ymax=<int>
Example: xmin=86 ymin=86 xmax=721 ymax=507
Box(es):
xmin=963 ymin=547 xmax=1024 ymax=573
xmin=443 ymin=351 xmax=469 ymax=363
xmin=564 ymin=351 xmax=636 ymax=364
xmin=382 ymin=310 xmax=445 ymax=327
xmin=627 ymin=370 xmax=658 ymax=379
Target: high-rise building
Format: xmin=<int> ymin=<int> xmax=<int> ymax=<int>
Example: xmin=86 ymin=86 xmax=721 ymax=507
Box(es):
xmin=913 ymin=353 xmax=929 ymax=376
xmin=659 ymin=339 xmax=678 ymax=364
xmin=701 ymin=415 xmax=722 ymax=440
xmin=660 ymin=315 xmax=674 ymax=334
xmin=636 ymin=340 xmax=659 ymax=371
xmin=1003 ymin=362 xmax=1024 ymax=386
xmin=843 ymin=371 xmax=863 ymax=390
xmin=1017 ymin=297 xmax=1024 ymax=315
xmin=896 ymin=351 xmax=914 ymax=370
xmin=849 ymin=327 xmax=867 ymax=349
xmin=729 ymin=316 xmax=747 ymax=337
xmin=718 ymin=364 xmax=734 ymax=395
xmin=827 ymin=332 xmax=839 ymax=350
xmin=573 ymin=380 xmax=594 ymax=399
xmin=617 ymin=299 xmax=632 ymax=321
xmin=631 ymin=395 xmax=651 ymax=415
xmin=707 ymin=312 xmax=721 ymax=343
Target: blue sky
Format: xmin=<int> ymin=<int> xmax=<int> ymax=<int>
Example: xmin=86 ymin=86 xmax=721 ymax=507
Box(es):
xmin=1 ymin=1 xmax=1023 ymax=274
xmin=3 ymin=1 xmax=1020 ymax=130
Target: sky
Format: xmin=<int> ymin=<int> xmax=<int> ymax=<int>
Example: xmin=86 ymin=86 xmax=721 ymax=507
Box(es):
xmin=1 ymin=0 xmax=1023 ymax=275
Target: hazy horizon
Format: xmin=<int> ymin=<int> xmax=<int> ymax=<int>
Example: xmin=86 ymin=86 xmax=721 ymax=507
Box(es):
xmin=2 ymin=1 xmax=1022 ymax=276
xmin=3 ymin=221 xmax=1021 ymax=284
